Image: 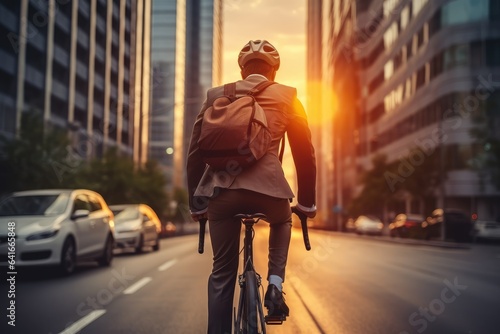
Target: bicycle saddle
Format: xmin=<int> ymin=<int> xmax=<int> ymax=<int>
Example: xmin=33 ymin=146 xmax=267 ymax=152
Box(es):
xmin=234 ymin=213 xmax=267 ymax=220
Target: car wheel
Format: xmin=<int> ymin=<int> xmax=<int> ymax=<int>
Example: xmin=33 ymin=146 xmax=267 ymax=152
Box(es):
xmin=60 ymin=237 xmax=76 ymax=275
xmin=98 ymin=235 xmax=114 ymax=266
xmin=135 ymin=234 xmax=144 ymax=253
xmin=152 ymin=234 xmax=160 ymax=251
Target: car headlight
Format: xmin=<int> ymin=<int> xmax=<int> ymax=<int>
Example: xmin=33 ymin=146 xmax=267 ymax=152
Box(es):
xmin=26 ymin=229 xmax=59 ymax=241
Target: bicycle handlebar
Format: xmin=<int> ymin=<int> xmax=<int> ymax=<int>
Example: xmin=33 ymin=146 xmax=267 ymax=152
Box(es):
xmin=198 ymin=218 xmax=207 ymax=254
xmin=292 ymin=207 xmax=312 ymax=251
xmin=197 ymin=207 xmax=312 ymax=254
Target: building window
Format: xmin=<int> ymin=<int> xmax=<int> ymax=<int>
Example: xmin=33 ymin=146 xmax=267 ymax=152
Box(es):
xmin=486 ymin=39 xmax=500 ymax=66
xmin=384 ymin=60 xmax=394 ymax=80
xmin=416 ymin=66 xmax=426 ymax=90
xmin=400 ymin=5 xmax=410 ymax=30
xmin=491 ymin=0 xmax=500 ymax=21
xmin=444 ymin=44 xmax=470 ymax=70
xmin=383 ymin=22 xmax=398 ymax=48
xmin=412 ymin=0 xmax=428 ymax=18
xmin=441 ymin=0 xmax=489 ymax=26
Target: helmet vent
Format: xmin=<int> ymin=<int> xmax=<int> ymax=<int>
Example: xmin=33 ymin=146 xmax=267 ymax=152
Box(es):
xmin=263 ymin=45 xmax=275 ymax=52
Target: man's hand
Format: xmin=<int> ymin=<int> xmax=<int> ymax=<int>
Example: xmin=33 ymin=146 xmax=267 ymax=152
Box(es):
xmin=293 ymin=204 xmax=316 ymax=218
xmin=191 ymin=208 xmax=208 ymax=222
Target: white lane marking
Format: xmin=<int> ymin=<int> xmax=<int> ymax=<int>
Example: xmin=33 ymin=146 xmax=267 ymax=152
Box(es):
xmin=123 ymin=277 xmax=152 ymax=295
xmin=59 ymin=310 xmax=106 ymax=334
xmin=158 ymin=258 xmax=178 ymax=271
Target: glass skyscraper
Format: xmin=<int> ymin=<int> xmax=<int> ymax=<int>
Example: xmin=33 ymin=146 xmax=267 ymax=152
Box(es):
xmin=150 ymin=0 xmax=186 ymax=191
xmin=150 ymin=0 xmax=222 ymax=191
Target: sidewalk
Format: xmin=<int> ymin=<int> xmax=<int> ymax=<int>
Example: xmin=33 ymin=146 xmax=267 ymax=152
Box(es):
xmin=313 ymin=229 xmax=471 ymax=249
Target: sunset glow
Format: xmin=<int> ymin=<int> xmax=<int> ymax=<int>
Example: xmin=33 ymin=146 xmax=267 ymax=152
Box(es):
xmin=222 ymin=0 xmax=307 ymax=102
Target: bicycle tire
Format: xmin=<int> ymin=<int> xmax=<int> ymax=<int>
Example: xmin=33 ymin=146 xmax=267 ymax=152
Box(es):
xmin=244 ymin=270 xmax=260 ymax=334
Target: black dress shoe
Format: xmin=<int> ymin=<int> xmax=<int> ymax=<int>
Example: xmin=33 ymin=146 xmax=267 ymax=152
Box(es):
xmin=264 ymin=284 xmax=289 ymax=317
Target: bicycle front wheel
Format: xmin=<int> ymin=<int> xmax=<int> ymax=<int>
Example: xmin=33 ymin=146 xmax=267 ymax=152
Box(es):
xmin=243 ymin=270 xmax=264 ymax=334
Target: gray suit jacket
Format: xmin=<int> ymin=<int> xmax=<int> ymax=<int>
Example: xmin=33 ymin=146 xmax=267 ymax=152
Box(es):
xmin=187 ymin=75 xmax=316 ymax=212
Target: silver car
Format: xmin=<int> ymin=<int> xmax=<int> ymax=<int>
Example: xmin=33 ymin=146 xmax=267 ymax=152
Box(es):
xmin=110 ymin=204 xmax=161 ymax=253
xmin=0 ymin=189 xmax=115 ymax=275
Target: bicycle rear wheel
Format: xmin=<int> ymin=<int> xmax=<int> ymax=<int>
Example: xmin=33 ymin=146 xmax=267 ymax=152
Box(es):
xmin=243 ymin=270 xmax=265 ymax=334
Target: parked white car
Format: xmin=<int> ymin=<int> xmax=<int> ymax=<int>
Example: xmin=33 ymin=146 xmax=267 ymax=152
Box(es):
xmin=109 ymin=204 xmax=161 ymax=253
xmin=0 ymin=189 xmax=115 ymax=275
xmin=354 ymin=215 xmax=384 ymax=235
xmin=472 ymin=220 xmax=500 ymax=242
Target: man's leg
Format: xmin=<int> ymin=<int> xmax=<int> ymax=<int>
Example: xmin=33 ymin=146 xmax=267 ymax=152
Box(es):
xmin=206 ymin=191 xmax=242 ymax=334
xmin=265 ymin=198 xmax=292 ymax=282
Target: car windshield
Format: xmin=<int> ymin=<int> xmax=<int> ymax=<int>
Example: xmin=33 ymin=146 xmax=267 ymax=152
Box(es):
xmin=0 ymin=194 xmax=69 ymax=216
xmin=114 ymin=207 xmax=140 ymax=223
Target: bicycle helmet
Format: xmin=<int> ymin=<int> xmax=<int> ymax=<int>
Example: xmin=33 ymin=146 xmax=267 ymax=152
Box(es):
xmin=237 ymin=40 xmax=280 ymax=70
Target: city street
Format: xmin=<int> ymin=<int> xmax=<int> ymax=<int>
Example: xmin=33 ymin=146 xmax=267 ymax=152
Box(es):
xmin=1 ymin=226 xmax=500 ymax=334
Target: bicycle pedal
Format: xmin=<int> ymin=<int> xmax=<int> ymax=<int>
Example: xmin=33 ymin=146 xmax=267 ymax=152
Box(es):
xmin=264 ymin=314 xmax=286 ymax=325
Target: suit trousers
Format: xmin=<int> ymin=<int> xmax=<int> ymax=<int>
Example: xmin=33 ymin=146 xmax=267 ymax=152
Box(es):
xmin=206 ymin=189 xmax=292 ymax=334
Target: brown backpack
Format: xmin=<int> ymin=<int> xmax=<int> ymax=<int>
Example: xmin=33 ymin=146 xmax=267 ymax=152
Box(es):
xmin=198 ymin=81 xmax=276 ymax=171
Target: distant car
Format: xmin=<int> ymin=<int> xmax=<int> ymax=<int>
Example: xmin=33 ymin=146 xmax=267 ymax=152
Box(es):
xmin=345 ymin=218 xmax=356 ymax=233
xmin=0 ymin=189 xmax=115 ymax=275
xmin=110 ymin=204 xmax=161 ymax=253
xmin=472 ymin=220 xmax=500 ymax=242
xmin=422 ymin=208 xmax=472 ymax=242
xmin=161 ymin=221 xmax=177 ymax=238
xmin=389 ymin=213 xmax=425 ymax=238
xmin=354 ymin=215 xmax=384 ymax=235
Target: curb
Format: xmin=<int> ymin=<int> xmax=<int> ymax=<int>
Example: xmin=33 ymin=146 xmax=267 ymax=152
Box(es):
xmin=311 ymin=229 xmax=471 ymax=250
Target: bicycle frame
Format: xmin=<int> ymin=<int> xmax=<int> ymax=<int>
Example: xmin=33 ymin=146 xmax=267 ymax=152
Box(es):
xmin=234 ymin=215 xmax=266 ymax=334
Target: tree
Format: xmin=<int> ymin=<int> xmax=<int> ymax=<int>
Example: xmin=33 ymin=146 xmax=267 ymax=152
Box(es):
xmin=469 ymin=95 xmax=500 ymax=188
xmin=347 ymin=154 xmax=396 ymax=219
xmin=169 ymin=187 xmax=189 ymax=223
xmin=348 ymin=149 xmax=442 ymax=220
xmin=74 ymin=148 xmax=169 ymax=216
xmin=0 ymin=111 xmax=78 ymax=194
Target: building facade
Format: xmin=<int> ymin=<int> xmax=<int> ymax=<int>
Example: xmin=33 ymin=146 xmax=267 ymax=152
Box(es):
xmin=150 ymin=0 xmax=186 ymax=191
xmin=149 ymin=0 xmax=222 ymax=191
xmin=0 ymin=0 xmax=151 ymax=164
xmin=182 ymin=0 xmax=222 ymax=187
xmin=309 ymin=0 xmax=500 ymax=224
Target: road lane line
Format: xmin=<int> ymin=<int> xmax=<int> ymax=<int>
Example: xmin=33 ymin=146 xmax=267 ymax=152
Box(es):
xmin=158 ymin=258 xmax=178 ymax=271
xmin=288 ymin=276 xmax=327 ymax=334
xmin=123 ymin=277 xmax=152 ymax=295
xmin=58 ymin=310 xmax=106 ymax=334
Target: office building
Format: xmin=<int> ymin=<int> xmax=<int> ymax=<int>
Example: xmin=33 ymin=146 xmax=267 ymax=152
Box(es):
xmin=309 ymin=0 xmax=500 ymax=223
xmin=150 ymin=0 xmax=186 ymax=191
xmin=184 ymin=0 xmax=222 ymax=179
xmin=150 ymin=0 xmax=222 ymax=191
xmin=0 ymin=0 xmax=152 ymax=164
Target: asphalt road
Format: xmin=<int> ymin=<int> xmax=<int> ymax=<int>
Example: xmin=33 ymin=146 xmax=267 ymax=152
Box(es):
xmin=1 ymin=227 xmax=499 ymax=334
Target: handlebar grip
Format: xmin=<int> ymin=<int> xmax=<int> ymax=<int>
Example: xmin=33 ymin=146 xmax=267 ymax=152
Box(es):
xmin=198 ymin=218 xmax=207 ymax=254
xmin=292 ymin=207 xmax=311 ymax=251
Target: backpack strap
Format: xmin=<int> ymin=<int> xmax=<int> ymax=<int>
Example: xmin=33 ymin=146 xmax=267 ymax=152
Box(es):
xmin=278 ymin=135 xmax=286 ymax=163
xmin=224 ymin=83 xmax=237 ymax=101
xmin=247 ymin=81 xmax=276 ymax=96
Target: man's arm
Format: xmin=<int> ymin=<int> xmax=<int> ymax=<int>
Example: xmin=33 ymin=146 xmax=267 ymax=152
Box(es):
xmin=287 ymin=93 xmax=317 ymax=210
xmin=186 ymin=99 xmax=209 ymax=214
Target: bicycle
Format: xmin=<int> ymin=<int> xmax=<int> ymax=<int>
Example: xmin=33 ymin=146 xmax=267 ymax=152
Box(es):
xmin=198 ymin=207 xmax=311 ymax=334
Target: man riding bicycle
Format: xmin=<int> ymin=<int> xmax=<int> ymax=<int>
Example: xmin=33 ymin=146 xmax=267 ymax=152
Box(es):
xmin=187 ymin=39 xmax=317 ymax=334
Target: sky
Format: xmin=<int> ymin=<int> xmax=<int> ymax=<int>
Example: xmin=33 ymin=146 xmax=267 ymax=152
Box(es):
xmin=222 ymin=0 xmax=307 ymax=102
